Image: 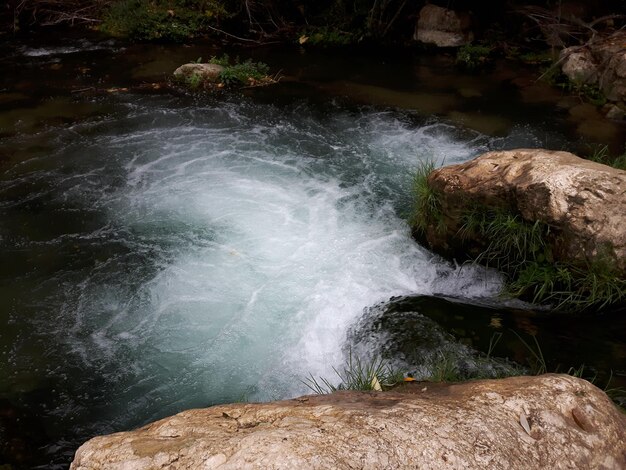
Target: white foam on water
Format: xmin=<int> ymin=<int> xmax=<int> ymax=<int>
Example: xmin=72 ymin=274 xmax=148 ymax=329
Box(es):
xmin=57 ymin=101 xmax=501 ymax=413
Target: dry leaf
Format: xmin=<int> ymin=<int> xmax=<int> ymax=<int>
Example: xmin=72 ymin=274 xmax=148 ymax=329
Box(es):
xmin=519 ymin=412 xmax=531 ymax=435
xmin=371 ymin=375 xmax=382 ymax=391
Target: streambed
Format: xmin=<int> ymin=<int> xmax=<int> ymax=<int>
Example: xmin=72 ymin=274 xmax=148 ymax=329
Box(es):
xmin=1 ymin=33 xmax=625 ymax=468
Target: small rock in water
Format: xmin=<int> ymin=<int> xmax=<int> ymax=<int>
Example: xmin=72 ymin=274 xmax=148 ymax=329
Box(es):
xmin=173 ymin=63 xmax=224 ymax=83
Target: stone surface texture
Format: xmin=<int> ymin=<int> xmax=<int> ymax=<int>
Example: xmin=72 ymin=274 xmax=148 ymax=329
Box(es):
xmin=425 ymin=149 xmax=626 ymax=276
xmin=173 ymin=63 xmax=224 ymax=83
xmin=70 ymin=375 xmax=625 ymax=470
xmin=414 ymin=4 xmax=472 ymax=47
xmin=560 ymin=48 xmax=599 ymax=84
xmin=560 ymin=32 xmax=626 ymax=113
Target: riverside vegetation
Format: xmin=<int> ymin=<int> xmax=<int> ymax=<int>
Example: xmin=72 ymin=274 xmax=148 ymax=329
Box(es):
xmin=7 ymin=1 xmax=626 ymax=119
xmin=74 ymin=0 xmax=416 ymax=43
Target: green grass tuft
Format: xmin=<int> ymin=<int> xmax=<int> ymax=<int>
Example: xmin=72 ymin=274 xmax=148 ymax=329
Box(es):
xmin=208 ymin=54 xmax=230 ymax=67
xmin=509 ymin=259 xmax=626 ymax=310
xmin=203 ymin=54 xmax=270 ymax=88
xmin=587 ymin=145 xmax=626 ymax=171
xmin=456 ymin=44 xmax=492 ymax=70
xmin=218 ymin=60 xmax=270 ymax=88
xmin=410 ymin=160 xmax=444 ymax=236
xmin=178 ymin=55 xmax=271 ymax=90
xmin=185 ymin=71 xmax=203 ymax=89
xmin=459 ymin=207 xmax=625 ymax=311
xmin=429 ymin=351 xmax=461 ymax=382
xmin=461 ymin=208 xmax=552 ymax=275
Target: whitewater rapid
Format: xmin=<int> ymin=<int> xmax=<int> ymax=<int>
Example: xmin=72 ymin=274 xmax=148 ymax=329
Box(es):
xmin=5 ymin=96 xmax=539 ymax=430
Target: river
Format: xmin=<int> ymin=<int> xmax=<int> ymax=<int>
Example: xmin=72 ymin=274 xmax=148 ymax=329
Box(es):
xmin=1 ymin=32 xmax=625 ymax=468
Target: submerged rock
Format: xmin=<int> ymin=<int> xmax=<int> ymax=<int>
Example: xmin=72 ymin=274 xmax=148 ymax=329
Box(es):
xmin=414 ymin=4 xmax=473 ymax=47
xmin=70 ymin=375 xmax=625 ymax=469
xmin=349 ymin=294 xmax=626 ymax=391
xmin=423 ymin=149 xmax=626 ymax=277
xmin=317 ymin=81 xmax=458 ymax=114
xmin=347 ymin=295 xmax=523 ymax=381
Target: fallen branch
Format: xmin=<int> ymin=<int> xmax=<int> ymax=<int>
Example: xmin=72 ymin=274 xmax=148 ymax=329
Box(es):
xmin=206 ymin=24 xmax=260 ymax=43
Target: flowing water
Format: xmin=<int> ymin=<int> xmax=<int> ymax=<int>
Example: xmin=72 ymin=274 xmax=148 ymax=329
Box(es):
xmin=1 ymin=34 xmax=625 ymax=468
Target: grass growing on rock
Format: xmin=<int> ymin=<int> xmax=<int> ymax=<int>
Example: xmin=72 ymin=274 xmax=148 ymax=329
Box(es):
xmin=411 ymin=166 xmax=625 ymax=312
xmin=424 ymin=342 xmax=524 ymax=383
xmin=176 ymin=55 xmax=274 ymax=91
xmin=587 ymin=145 xmax=626 ymax=171
xmin=219 ymin=60 xmax=270 ymax=88
xmin=410 ymin=160 xmax=443 ymax=236
xmin=303 ymin=332 xmax=623 ymax=411
xmin=459 ymin=207 xmax=625 ymax=311
xmin=460 ymin=208 xmax=552 ymax=274
xmin=510 ymin=260 xmax=626 ymax=310
xmin=209 ymin=54 xmax=271 ymax=88
xmin=185 ymin=71 xmax=203 ymax=89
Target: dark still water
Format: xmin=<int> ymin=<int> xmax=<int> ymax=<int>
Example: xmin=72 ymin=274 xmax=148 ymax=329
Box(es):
xmin=1 ymin=33 xmax=624 ymax=468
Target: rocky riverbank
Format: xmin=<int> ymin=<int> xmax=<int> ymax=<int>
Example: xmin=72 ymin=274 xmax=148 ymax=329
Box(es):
xmin=70 ymin=374 xmax=625 ymax=469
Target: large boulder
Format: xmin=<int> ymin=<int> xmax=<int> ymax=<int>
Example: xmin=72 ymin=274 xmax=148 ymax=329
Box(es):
xmin=423 ymin=149 xmax=626 ymax=276
xmin=414 ymin=4 xmax=473 ymax=47
xmin=70 ymin=375 xmax=625 ymax=469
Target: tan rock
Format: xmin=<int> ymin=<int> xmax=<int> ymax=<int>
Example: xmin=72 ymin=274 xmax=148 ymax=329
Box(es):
xmin=559 ymin=32 xmax=626 ymax=106
xmin=425 ymin=149 xmax=626 ymax=275
xmin=560 ymin=47 xmax=598 ymax=84
xmin=414 ymin=4 xmax=473 ymax=47
xmin=173 ymin=63 xmax=224 ymax=83
xmin=70 ymin=375 xmax=625 ymax=469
